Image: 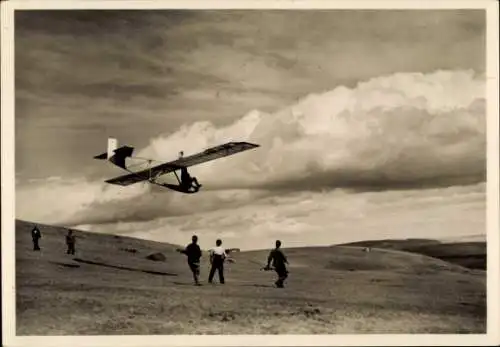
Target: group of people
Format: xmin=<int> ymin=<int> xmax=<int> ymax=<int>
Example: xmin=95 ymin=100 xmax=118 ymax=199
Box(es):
xmin=31 ymin=224 xmax=289 ymax=288
xmin=30 ymin=225 xmax=76 ymax=255
xmin=176 ymin=236 xmax=229 ymax=286
xmin=177 ymin=236 xmax=289 ymax=288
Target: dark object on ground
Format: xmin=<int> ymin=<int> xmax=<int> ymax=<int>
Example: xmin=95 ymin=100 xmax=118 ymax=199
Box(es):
xmin=121 ymin=247 xmax=138 ymax=254
xmin=146 ymin=252 xmax=166 ymax=261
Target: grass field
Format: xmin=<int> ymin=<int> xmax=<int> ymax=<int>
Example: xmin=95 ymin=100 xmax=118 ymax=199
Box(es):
xmin=15 ymin=219 xmax=486 ymax=335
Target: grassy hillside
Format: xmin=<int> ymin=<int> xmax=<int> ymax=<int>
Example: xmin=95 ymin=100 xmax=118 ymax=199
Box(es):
xmin=341 ymin=238 xmax=486 ymax=270
xmin=15 ymin=220 xmax=486 ymax=334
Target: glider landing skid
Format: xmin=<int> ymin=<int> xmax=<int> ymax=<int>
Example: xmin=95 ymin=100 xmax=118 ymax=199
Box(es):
xmin=155 ymin=170 xmax=201 ymax=194
xmin=144 ymin=166 xmax=199 ymax=194
xmin=159 ymin=183 xmax=199 ymax=194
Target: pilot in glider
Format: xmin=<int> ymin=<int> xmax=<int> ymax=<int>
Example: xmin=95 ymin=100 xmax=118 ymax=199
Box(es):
xmin=94 ymin=138 xmax=259 ymax=194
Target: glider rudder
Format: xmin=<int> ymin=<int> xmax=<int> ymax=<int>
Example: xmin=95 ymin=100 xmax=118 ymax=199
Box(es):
xmin=93 ymin=137 xmax=135 ymax=169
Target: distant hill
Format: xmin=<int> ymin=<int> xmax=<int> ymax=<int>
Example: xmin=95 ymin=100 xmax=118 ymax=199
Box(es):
xmin=440 ymin=234 xmax=486 ymax=243
xmin=340 ymin=238 xmax=486 ymax=270
xmin=16 ymin=219 xmax=183 ymax=250
xmin=14 ymin=219 xmax=486 ymax=335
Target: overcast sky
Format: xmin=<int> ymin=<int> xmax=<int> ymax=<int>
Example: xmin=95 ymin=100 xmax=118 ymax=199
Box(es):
xmin=14 ymin=9 xmax=487 ymax=248
xmin=15 ymin=9 xmax=485 ymax=180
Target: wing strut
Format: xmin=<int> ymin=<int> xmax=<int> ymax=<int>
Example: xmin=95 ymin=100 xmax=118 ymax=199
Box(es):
xmin=173 ymin=170 xmax=181 ymax=185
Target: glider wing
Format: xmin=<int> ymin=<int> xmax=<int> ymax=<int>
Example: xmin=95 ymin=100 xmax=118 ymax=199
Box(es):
xmin=104 ymin=141 xmax=259 ymax=186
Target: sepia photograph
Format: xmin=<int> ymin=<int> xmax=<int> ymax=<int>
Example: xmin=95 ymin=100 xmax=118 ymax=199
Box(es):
xmin=2 ymin=0 xmax=499 ymax=345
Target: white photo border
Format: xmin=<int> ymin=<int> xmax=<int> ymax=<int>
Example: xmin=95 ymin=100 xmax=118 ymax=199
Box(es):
xmin=2 ymin=0 xmax=499 ymax=346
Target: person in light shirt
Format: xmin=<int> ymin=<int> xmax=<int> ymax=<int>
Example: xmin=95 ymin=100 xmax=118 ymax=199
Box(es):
xmin=208 ymin=239 xmax=227 ymax=284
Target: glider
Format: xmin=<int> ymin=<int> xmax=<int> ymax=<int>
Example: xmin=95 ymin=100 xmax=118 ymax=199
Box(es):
xmin=94 ymin=138 xmax=259 ymax=194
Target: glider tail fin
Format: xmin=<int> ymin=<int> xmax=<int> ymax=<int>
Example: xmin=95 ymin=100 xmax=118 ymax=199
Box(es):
xmin=107 ymin=137 xmax=118 ymax=160
xmin=94 ymin=137 xmax=135 ymax=169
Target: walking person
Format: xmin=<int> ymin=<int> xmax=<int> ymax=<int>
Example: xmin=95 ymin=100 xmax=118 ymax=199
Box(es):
xmin=31 ymin=225 xmax=42 ymax=251
xmin=177 ymin=235 xmax=203 ymax=286
xmin=208 ymin=239 xmax=227 ymax=284
xmin=66 ymin=230 xmax=76 ymax=255
xmin=264 ymin=240 xmax=289 ymax=288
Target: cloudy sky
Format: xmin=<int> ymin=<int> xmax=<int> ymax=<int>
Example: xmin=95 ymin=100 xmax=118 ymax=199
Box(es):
xmin=15 ymin=9 xmax=487 ymax=249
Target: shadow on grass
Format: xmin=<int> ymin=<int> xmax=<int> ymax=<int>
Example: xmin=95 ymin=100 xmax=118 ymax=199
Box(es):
xmin=72 ymin=258 xmax=178 ymax=276
xmin=49 ymin=261 xmax=81 ymax=268
xmin=239 ymin=284 xmax=275 ymax=288
xmin=172 ymin=281 xmax=197 ymax=286
xmin=171 ymin=282 xmax=275 ymax=288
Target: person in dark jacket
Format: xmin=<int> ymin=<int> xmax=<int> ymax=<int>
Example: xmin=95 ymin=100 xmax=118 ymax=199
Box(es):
xmin=264 ymin=240 xmax=289 ymax=288
xmin=177 ymin=235 xmax=202 ymax=285
xmin=208 ymin=239 xmax=227 ymax=284
xmin=31 ymin=225 xmax=42 ymax=251
xmin=66 ymin=230 xmax=76 ymax=255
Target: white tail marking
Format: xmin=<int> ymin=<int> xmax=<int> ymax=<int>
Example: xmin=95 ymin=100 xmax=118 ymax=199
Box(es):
xmin=107 ymin=138 xmax=118 ymax=160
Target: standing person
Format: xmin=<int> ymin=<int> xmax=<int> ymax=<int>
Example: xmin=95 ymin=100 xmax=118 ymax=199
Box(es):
xmin=177 ymin=235 xmax=202 ymax=285
xmin=31 ymin=225 xmax=42 ymax=251
xmin=66 ymin=230 xmax=76 ymax=255
xmin=208 ymin=239 xmax=227 ymax=284
xmin=264 ymin=240 xmax=289 ymax=288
